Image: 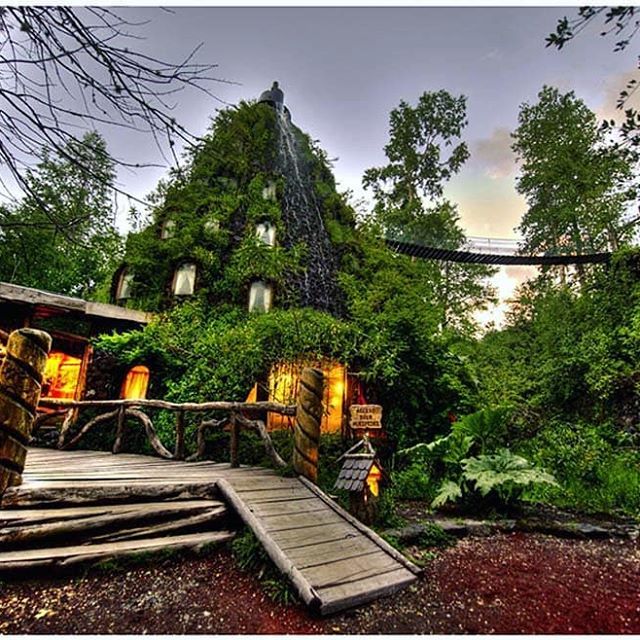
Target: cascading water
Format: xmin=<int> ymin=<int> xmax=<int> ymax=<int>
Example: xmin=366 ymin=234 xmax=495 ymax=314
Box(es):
xmin=269 ymin=96 xmax=342 ymax=314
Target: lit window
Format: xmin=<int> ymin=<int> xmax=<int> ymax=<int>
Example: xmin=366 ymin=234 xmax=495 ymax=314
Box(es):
xmin=255 ymin=221 xmax=276 ymax=247
xmin=161 ymin=219 xmax=176 ymax=239
xmin=115 ymin=269 xmax=133 ymax=301
xmin=366 ymin=463 xmax=382 ymax=497
xmin=172 ymin=263 xmax=197 ymax=297
xmin=121 ymin=365 xmax=150 ymax=400
xmin=262 ymin=181 xmax=276 ymax=201
xmin=248 ymin=280 xmax=272 ymax=313
xmin=42 ymin=351 xmax=82 ymax=400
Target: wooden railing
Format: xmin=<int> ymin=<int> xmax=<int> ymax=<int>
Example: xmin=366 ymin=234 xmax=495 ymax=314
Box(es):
xmin=36 ymin=398 xmax=295 ymax=469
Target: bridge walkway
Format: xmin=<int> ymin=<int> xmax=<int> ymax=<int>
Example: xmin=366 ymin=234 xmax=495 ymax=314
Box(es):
xmin=0 ymin=448 xmax=419 ymax=615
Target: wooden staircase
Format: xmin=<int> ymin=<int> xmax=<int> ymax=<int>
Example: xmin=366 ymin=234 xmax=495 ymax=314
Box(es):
xmin=0 ymin=484 xmax=235 ymax=573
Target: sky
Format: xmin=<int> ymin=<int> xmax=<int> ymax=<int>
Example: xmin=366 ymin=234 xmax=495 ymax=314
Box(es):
xmin=20 ymin=4 xmax=640 ymax=326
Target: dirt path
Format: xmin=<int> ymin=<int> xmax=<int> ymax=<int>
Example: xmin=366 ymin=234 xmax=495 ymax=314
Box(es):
xmin=0 ymin=532 xmax=638 ymax=634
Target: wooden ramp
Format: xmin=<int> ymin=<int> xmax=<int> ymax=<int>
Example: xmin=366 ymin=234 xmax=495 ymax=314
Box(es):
xmin=1 ymin=448 xmax=419 ymax=615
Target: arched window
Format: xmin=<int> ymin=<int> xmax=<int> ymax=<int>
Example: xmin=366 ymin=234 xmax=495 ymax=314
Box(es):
xmin=160 ymin=219 xmax=176 ymax=239
xmin=172 ymin=262 xmax=197 ymax=297
xmin=255 ymin=221 xmax=276 ymax=247
xmin=248 ymin=280 xmax=272 ymax=313
xmin=121 ymin=365 xmax=150 ymax=400
xmin=115 ymin=268 xmax=133 ymax=301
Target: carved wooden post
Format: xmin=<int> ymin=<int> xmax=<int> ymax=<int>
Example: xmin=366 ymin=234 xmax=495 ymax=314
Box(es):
xmin=0 ymin=328 xmax=52 ymax=494
xmin=293 ymin=367 xmax=324 ymax=483
xmin=112 ymin=405 xmax=126 ymax=454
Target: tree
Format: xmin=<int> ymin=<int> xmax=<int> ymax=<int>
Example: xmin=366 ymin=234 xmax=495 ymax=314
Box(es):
xmin=362 ymin=90 xmax=494 ymax=329
xmin=512 ymin=86 xmax=634 ymax=281
xmin=0 ymin=7 xmax=223 ymax=233
xmin=0 ymin=132 xmax=123 ymax=297
xmin=547 ymin=7 xmax=640 ymax=155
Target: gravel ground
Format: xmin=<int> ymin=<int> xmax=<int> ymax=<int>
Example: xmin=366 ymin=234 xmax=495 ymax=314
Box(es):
xmin=1 ymin=532 xmax=638 ymax=634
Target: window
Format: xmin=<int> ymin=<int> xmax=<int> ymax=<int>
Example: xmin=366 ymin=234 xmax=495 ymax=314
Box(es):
xmin=262 ymin=181 xmax=276 ymax=201
xmin=121 ymin=365 xmax=150 ymax=400
xmin=42 ymin=351 xmax=82 ymax=400
xmin=172 ymin=263 xmax=197 ymax=297
xmin=115 ymin=269 xmax=133 ymax=301
xmin=160 ymin=219 xmax=176 ymax=239
xmin=255 ymin=221 xmax=276 ymax=247
xmin=248 ymin=280 xmax=272 ymax=313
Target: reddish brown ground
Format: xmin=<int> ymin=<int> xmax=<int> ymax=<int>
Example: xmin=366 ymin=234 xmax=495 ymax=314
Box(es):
xmin=1 ymin=533 xmax=638 ymax=634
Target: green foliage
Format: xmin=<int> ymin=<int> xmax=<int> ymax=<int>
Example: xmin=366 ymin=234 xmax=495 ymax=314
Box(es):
xmin=391 ymin=463 xmax=436 ymax=501
xmin=462 ymin=449 xmax=558 ymax=501
xmin=416 ymin=522 xmax=455 ymax=548
xmin=512 ymin=85 xmax=633 ymax=266
xmin=0 ymin=131 xmax=123 ymax=297
xmin=431 ymin=480 xmax=463 ymax=509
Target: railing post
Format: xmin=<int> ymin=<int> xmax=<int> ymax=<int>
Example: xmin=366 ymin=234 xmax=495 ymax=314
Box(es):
xmin=174 ymin=410 xmax=185 ymax=460
xmin=293 ymin=367 xmax=324 ymax=483
xmin=112 ymin=404 xmax=126 ymax=454
xmin=229 ymin=411 xmax=239 ymax=468
xmin=0 ymin=329 xmax=52 ymax=495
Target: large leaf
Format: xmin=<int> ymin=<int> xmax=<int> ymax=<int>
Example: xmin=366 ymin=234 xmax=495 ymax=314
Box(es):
xmin=462 ymin=449 xmax=558 ymax=497
xmin=431 ymin=479 xmax=463 ymax=508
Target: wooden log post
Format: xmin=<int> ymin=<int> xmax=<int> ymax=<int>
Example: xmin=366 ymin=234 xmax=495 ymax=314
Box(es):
xmin=174 ymin=410 xmax=185 ymax=460
xmin=293 ymin=367 xmax=324 ymax=483
xmin=112 ymin=405 xmax=126 ymax=454
xmin=0 ymin=328 xmax=52 ymax=494
xmin=229 ymin=412 xmax=239 ymax=468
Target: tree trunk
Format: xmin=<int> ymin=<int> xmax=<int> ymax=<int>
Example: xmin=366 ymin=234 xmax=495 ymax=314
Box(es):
xmin=293 ymin=367 xmax=323 ymax=483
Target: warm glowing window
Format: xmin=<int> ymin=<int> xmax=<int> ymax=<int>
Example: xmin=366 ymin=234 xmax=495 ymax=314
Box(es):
xmin=366 ymin=463 xmax=382 ymax=497
xmin=267 ymin=359 xmax=346 ymax=433
xmin=121 ymin=365 xmax=150 ymax=400
xmin=256 ymin=221 xmax=276 ymax=247
xmin=248 ymin=280 xmax=272 ymax=313
xmin=115 ymin=269 xmax=133 ymax=301
xmin=172 ymin=263 xmax=197 ymax=297
xmin=42 ymin=351 xmax=82 ymax=400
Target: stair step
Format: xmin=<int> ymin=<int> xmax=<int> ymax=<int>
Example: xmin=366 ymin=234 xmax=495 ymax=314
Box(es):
xmin=0 ymin=530 xmax=235 ymax=573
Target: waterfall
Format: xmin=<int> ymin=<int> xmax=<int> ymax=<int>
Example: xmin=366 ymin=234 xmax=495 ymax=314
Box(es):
xmin=273 ymin=108 xmax=341 ymax=314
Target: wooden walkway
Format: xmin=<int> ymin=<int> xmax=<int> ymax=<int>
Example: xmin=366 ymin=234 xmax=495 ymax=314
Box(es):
xmin=1 ymin=448 xmax=419 ymax=615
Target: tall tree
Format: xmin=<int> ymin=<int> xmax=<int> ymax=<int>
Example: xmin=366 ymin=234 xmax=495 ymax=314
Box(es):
xmin=363 ymin=90 xmax=494 ymax=330
xmin=512 ymin=86 xmax=633 ymax=271
xmin=0 ymin=132 xmax=123 ymax=297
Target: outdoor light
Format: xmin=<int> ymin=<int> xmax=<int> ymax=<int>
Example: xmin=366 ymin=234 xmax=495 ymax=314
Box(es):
xmin=248 ymin=280 xmax=272 ymax=313
xmin=172 ymin=263 xmax=197 ymax=296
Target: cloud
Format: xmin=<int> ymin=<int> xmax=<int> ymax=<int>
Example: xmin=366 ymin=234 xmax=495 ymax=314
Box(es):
xmin=472 ymin=128 xmax=517 ymax=179
xmin=596 ymin=67 xmax=640 ymax=123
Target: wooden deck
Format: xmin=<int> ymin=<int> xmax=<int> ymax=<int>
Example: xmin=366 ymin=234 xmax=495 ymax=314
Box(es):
xmin=1 ymin=448 xmax=419 ymax=615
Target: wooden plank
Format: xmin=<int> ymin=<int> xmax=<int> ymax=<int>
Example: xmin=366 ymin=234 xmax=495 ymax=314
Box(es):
xmin=0 ymin=499 xmax=223 ymax=524
xmin=262 ymin=510 xmax=345 ymax=533
xmin=216 ymin=479 xmax=322 ymax=611
xmin=301 ymin=552 xmax=401 ymax=589
xmin=286 ymin=537 xmax=383 ymax=568
xmin=271 ymin=522 xmax=359 ymax=550
xmin=0 ymin=530 xmax=234 ymax=565
xmin=248 ymin=497 xmax=325 ymax=517
xmin=298 ymin=476 xmax=422 ymax=576
xmin=236 ymin=487 xmax=312 ymax=503
xmin=317 ymin=567 xmax=416 ymax=616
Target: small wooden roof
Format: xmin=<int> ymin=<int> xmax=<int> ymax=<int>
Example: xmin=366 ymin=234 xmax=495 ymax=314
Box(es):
xmin=334 ymin=454 xmax=376 ymax=493
xmin=0 ymin=282 xmax=152 ymax=325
